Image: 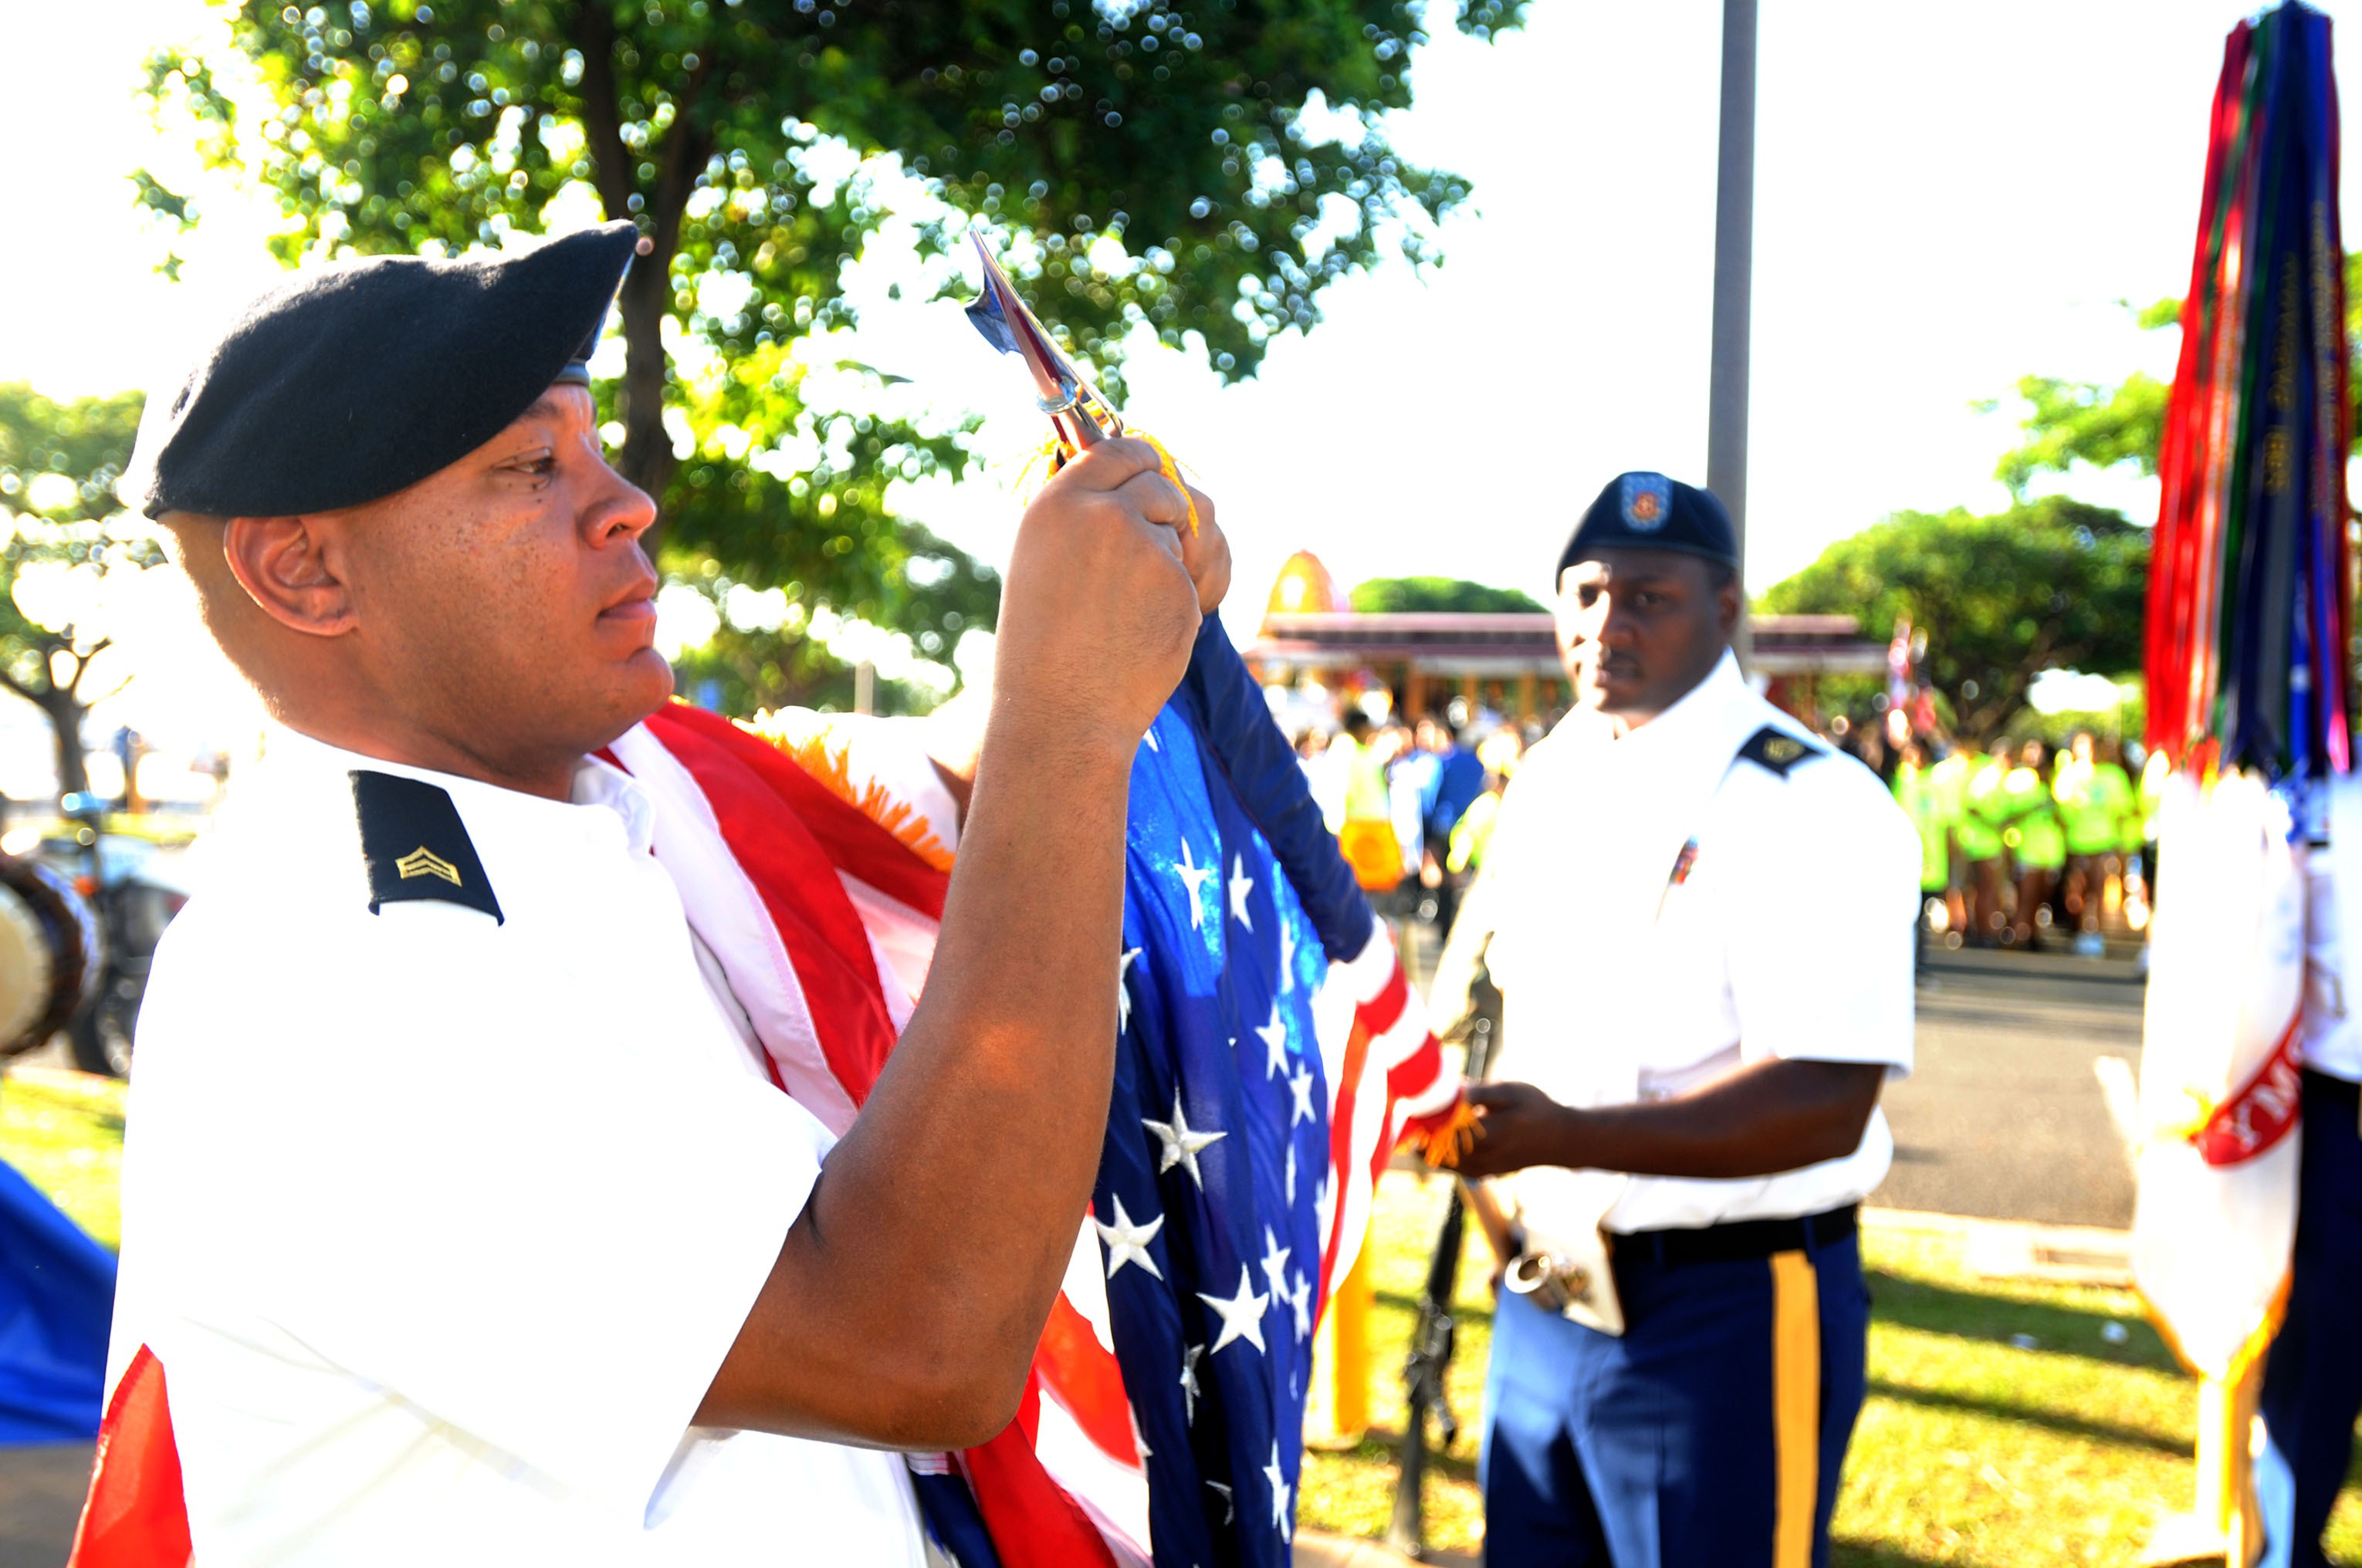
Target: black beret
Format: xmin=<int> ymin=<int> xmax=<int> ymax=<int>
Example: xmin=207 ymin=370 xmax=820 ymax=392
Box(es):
xmin=1555 ymin=471 xmax=1739 ymax=580
xmin=126 ymin=221 xmax=640 ymax=521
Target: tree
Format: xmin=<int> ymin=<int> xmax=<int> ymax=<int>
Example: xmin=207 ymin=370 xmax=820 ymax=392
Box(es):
xmin=666 ymin=556 xmax=994 ymax=717
xmin=1760 ymin=497 xmax=2148 ymax=742
xmin=1983 ymin=297 xmax=2177 ymax=501
xmin=0 ymin=386 xmax=163 ymax=800
xmin=1991 ymin=263 xmax=2362 ymax=499
xmin=1348 ymin=574 xmax=1541 ymax=614
xmin=138 ymin=0 xmax=1524 ymax=655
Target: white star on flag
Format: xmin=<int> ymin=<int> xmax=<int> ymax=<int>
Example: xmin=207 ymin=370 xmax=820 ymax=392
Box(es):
xmin=1179 ymin=1342 xmax=1203 ymax=1424
xmin=1229 ymin=853 xmax=1255 ymax=931
xmin=1173 ymin=838 xmax=1216 ymax=929
xmin=1116 ymin=947 xmax=1142 ymax=1033
xmin=1259 ymin=1225 xmax=1293 ymax=1306
xmin=1095 ymin=1194 xmax=1165 ymax=1281
xmin=1290 ymin=1267 xmax=1314 ymax=1342
xmin=1143 ymin=1093 xmax=1226 ymax=1188
xmin=1256 ymin=999 xmax=1288 ymax=1080
xmin=1284 ymin=1141 xmax=1297 ymax=1205
xmin=1289 ymin=1063 xmax=1318 ymax=1127
xmin=1207 ymin=1478 xmax=1235 ymax=1525
xmin=1277 ymin=915 xmax=1297 ymax=991
xmin=1264 ymin=1439 xmax=1294 ymax=1541
xmin=1197 ymin=1264 xmax=1270 ymax=1355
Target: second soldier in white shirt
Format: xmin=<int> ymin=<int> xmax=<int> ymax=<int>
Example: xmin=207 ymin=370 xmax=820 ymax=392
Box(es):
xmin=1455 ymin=471 xmax=1917 ymax=1568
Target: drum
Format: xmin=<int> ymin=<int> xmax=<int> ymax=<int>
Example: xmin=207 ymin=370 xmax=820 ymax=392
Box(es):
xmin=0 ymin=855 xmax=100 ymax=1059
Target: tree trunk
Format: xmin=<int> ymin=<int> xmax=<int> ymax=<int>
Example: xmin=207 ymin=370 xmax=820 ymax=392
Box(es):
xmin=614 ymin=268 xmax=680 ymax=560
xmin=43 ymin=691 xmax=89 ymax=803
xmin=567 ymin=2 xmax=714 ymax=566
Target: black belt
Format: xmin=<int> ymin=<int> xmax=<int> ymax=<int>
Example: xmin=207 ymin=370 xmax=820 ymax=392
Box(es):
xmin=1609 ymin=1203 xmax=1859 ymax=1267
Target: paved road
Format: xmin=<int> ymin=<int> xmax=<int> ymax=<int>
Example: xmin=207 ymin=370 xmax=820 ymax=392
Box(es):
xmin=0 ymin=1445 xmax=86 ymax=1568
xmin=1872 ymin=945 xmax=2145 ymax=1230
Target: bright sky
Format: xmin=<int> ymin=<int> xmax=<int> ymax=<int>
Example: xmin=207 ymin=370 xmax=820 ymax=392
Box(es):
xmin=0 ymin=0 xmax=2351 ymax=752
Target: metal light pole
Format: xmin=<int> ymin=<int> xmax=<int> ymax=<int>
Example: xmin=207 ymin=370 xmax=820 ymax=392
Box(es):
xmin=1708 ymin=0 xmax=1758 ymax=664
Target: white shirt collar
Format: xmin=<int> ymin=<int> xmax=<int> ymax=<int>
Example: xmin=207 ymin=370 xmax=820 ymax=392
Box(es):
xmin=257 ymin=724 xmax=658 ymax=857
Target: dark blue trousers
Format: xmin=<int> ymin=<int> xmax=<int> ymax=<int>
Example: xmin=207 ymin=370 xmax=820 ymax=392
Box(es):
xmin=1479 ymin=1227 xmax=1869 ymax=1568
xmin=2257 ymin=1070 xmax=2362 ymax=1568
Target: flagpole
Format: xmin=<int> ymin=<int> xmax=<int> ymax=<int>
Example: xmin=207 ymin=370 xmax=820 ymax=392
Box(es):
xmin=1708 ymin=0 xmax=1758 ymax=667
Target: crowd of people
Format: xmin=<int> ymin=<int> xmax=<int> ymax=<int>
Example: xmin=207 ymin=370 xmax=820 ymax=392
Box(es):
xmin=1881 ymin=728 xmax=2159 ymax=957
xmin=1294 ymin=695 xmax=2166 ymax=967
xmin=1294 ymin=705 xmax=1530 ymax=920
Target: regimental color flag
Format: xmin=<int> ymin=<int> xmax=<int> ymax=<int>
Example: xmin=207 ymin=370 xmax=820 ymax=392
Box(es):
xmin=2136 ymin=0 xmax=2344 ymax=1394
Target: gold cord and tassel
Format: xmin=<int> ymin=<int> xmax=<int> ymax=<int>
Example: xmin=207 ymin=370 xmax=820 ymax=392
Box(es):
xmin=1400 ymin=1099 xmax=1484 ymax=1171
xmin=1009 ymin=427 xmax=1202 ymax=537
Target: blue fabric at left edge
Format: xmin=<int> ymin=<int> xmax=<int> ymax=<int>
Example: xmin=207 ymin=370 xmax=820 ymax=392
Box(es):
xmin=0 ymin=1155 xmax=115 ymax=1443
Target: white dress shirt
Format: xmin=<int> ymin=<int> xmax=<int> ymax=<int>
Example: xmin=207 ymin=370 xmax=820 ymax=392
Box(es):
xmin=1480 ymin=653 xmax=1918 ymax=1236
xmin=106 ymin=728 xmax=926 ymax=1565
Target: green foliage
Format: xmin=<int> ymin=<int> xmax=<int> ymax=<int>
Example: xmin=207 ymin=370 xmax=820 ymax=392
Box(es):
xmin=0 ymin=387 xmax=164 ymax=796
xmin=1993 ymin=270 xmax=2362 ymax=500
xmin=1990 ymin=372 xmax=2170 ymax=500
xmin=137 ymin=0 xmax=1523 ymax=671
xmin=1761 ymin=498 xmax=2149 ymax=743
xmin=1347 ymin=575 xmax=1542 ymax=614
xmin=0 ymin=385 xmax=147 ymax=525
xmin=664 ymin=550 xmax=991 ymax=718
xmin=1981 ymin=297 xmax=2177 ymax=501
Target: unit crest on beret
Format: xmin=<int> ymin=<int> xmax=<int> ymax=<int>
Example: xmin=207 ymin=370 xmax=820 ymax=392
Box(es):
xmin=350 ymin=771 xmax=503 ymax=924
xmin=1737 ymin=726 xmax=1824 ymax=779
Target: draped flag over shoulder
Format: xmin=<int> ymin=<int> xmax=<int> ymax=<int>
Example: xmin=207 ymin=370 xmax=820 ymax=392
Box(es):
xmin=612 ymin=651 xmax=1457 ymax=1566
xmin=2135 ymin=0 xmax=2344 ymax=1411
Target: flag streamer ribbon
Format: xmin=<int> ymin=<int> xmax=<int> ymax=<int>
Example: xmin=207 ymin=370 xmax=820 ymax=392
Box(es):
xmin=2147 ymin=2 xmax=2351 ymax=780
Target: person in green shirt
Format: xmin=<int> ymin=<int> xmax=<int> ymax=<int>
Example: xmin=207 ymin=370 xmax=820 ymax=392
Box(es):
xmin=2056 ymin=730 xmax=2135 ymax=955
xmin=1893 ymin=738 xmax=1951 ymax=968
xmin=1925 ymin=740 xmax=1975 ymax=938
xmin=1959 ymin=741 xmax=2012 ymax=945
xmin=1996 ymin=738 xmax=2066 ymax=946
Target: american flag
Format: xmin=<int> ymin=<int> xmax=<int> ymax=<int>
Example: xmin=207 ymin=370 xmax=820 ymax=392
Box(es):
xmin=980 ymin=618 xmax=1457 ymax=1566
xmin=614 ymin=627 xmax=1455 ymax=1566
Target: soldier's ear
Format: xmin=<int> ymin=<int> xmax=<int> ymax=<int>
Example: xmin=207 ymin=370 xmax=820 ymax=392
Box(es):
xmin=221 ymin=515 xmax=358 ymax=639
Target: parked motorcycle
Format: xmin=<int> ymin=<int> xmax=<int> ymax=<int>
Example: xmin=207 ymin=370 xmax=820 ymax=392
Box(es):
xmin=0 ymin=850 xmax=101 ymax=1063
xmin=9 ymin=796 xmax=198 ymax=1076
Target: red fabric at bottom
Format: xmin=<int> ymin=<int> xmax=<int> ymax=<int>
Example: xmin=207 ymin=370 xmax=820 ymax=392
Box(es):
xmin=68 ymin=1345 xmax=192 ymax=1568
xmin=963 ymin=1379 xmax=1121 ymax=1568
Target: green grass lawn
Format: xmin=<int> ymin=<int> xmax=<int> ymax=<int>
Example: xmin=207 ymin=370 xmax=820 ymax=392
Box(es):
xmin=8 ymin=1066 xmax=2357 ymax=1564
xmin=1305 ymin=1169 xmax=2362 ymax=1566
xmin=1 ymin=1065 xmax=127 ymax=1251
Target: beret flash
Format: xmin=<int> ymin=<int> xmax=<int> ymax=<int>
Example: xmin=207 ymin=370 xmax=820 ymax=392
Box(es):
xmin=1555 ymin=471 xmax=1741 ymax=580
xmin=125 ymin=220 xmax=641 ymax=522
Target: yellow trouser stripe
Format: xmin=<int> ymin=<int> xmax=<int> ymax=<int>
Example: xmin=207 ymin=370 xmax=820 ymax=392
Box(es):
xmin=1771 ymin=1249 xmax=1821 ymax=1568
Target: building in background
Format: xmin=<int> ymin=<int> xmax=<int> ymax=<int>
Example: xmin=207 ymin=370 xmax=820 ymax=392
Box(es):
xmin=1247 ymin=552 xmax=1887 ymax=729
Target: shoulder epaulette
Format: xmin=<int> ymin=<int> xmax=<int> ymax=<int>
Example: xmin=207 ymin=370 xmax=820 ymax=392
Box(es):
xmin=1736 ymin=725 xmax=1825 ymax=779
xmin=350 ymin=770 xmax=504 ymax=924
